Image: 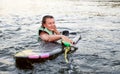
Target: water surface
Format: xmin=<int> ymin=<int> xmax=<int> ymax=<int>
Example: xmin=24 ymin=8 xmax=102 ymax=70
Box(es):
xmin=0 ymin=0 xmax=120 ymax=74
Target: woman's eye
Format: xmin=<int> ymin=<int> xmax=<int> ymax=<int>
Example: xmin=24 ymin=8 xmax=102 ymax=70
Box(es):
xmin=49 ymin=23 xmax=52 ymax=24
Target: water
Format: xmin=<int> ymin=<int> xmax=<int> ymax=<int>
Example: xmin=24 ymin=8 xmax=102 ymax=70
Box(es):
xmin=0 ymin=0 xmax=120 ymax=74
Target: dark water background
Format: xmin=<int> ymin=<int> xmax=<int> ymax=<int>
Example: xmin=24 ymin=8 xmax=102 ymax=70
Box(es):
xmin=0 ymin=0 xmax=120 ymax=74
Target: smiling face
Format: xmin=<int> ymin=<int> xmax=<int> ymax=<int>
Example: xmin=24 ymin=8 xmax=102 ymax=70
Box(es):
xmin=43 ymin=18 xmax=56 ymax=31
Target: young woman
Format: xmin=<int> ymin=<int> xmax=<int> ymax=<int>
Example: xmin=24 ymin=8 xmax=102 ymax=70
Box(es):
xmin=39 ymin=15 xmax=73 ymax=44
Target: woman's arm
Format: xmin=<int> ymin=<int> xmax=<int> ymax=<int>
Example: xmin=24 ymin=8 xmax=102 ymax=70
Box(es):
xmin=40 ymin=31 xmax=61 ymax=42
xmin=40 ymin=31 xmax=73 ymax=44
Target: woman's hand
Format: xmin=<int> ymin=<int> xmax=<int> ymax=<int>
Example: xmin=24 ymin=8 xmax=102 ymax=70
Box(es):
xmin=48 ymin=25 xmax=57 ymax=32
xmin=47 ymin=25 xmax=60 ymax=35
xmin=45 ymin=24 xmax=56 ymax=31
xmin=61 ymin=35 xmax=73 ymax=44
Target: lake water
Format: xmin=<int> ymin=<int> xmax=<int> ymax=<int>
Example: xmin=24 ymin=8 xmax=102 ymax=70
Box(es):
xmin=0 ymin=0 xmax=120 ymax=74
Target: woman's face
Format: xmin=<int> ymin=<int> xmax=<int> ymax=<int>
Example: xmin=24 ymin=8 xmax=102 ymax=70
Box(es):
xmin=43 ymin=18 xmax=56 ymax=31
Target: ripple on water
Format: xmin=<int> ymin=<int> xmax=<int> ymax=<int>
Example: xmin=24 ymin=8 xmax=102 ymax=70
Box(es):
xmin=0 ymin=0 xmax=120 ymax=74
xmin=0 ymin=57 xmax=15 ymax=72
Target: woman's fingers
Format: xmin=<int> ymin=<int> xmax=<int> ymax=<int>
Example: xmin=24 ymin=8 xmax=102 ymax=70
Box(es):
xmin=61 ymin=35 xmax=73 ymax=44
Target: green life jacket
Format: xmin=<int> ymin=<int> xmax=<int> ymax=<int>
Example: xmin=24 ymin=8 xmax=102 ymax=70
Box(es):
xmin=38 ymin=27 xmax=53 ymax=41
xmin=38 ymin=27 xmax=71 ymax=47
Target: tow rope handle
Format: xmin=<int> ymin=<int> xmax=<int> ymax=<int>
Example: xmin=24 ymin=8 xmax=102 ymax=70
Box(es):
xmin=62 ymin=41 xmax=71 ymax=63
xmin=64 ymin=47 xmax=70 ymax=63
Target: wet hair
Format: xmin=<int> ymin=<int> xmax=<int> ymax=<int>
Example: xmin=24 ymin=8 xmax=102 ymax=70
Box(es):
xmin=41 ymin=15 xmax=54 ymax=26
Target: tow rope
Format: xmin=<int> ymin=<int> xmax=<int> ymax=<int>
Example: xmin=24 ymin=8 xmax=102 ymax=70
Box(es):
xmin=62 ymin=41 xmax=71 ymax=63
xmin=64 ymin=46 xmax=70 ymax=63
